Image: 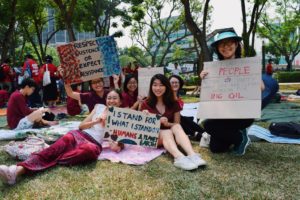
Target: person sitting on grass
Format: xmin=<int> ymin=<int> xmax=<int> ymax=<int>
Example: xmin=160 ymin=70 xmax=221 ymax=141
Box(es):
xmin=6 ymin=78 xmax=57 ymax=130
xmin=169 ymin=75 xmax=205 ymax=141
xmin=262 ymin=63 xmax=279 ymax=109
xmin=0 ymin=89 xmax=124 ymax=185
xmin=140 ymin=74 xmax=206 ymax=171
xmin=200 ymin=28 xmax=266 ymax=155
xmin=0 ymin=85 xmax=10 ymax=108
xmin=121 ymin=74 xmax=145 ymax=110
xmin=66 ymin=84 xmax=83 ymax=116
xmin=64 ymin=75 xmax=120 ymax=113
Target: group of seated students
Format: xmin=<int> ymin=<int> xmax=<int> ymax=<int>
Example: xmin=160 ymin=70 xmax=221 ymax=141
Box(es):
xmin=1 ymin=28 xmax=280 ymax=185
xmin=0 ymin=73 xmax=208 ymax=185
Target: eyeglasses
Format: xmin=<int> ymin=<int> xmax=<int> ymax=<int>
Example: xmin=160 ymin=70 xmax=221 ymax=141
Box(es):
xmin=170 ymin=81 xmax=179 ymax=84
xmin=91 ymin=80 xmax=103 ymax=85
xmin=218 ymin=39 xmax=236 ymax=48
xmin=128 ymin=81 xmax=137 ymax=85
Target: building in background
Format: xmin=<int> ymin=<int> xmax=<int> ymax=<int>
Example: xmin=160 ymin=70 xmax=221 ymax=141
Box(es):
xmin=148 ymin=16 xmax=197 ymax=69
xmin=42 ymin=8 xmax=95 ymax=45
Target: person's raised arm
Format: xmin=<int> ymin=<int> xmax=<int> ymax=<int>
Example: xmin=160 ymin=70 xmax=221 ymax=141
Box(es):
xmin=64 ymin=84 xmax=81 ymax=101
xmin=112 ymin=74 xmax=120 ymax=90
xmin=79 ymin=107 xmax=106 ymax=130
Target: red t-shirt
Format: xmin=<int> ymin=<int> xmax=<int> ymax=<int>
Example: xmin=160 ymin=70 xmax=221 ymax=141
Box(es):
xmin=0 ymin=89 xmax=9 ymax=107
xmin=140 ymin=100 xmax=181 ymax=129
xmin=122 ymin=65 xmax=139 ymax=76
xmin=266 ymin=63 xmax=273 ymax=75
xmin=40 ymin=63 xmax=58 ymax=78
xmin=7 ymin=90 xmax=33 ymax=129
xmin=67 ymin=96 xmax=81 ymax=116
xmin=80 ymin=90 xmax=108 ymax=112
xmin=22 ymin=59 xmax=40 ymax=83
xmin=1 ymin=63 xmax=14 ymax=83
xmin=121 ymin=91 xmax=138 ymax=108
xmin=177 ymin=97 xmax=184 ymax=110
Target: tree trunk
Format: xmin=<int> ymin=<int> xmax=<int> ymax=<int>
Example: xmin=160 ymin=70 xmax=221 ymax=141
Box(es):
xmin=0 ymin=0 xmax=17 ymax=62
xmin=53 ymin=0 xmax=77 ymax=42
xmin=285 ymin=55 xmax=292 ymax=71
xmin=180 ymin=0 xmax=212 ymax=63
xmin=65 ymin=19 xmax=76 ymax=42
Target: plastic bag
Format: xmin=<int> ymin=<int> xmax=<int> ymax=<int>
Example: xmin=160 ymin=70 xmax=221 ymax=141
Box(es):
xmin=4 ymin=136 xmax=49 ymax=160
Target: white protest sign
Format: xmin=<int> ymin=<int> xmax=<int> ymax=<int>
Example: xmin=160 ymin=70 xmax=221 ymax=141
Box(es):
xmin=197 ymin=57 xmax=261 ymax=119
xmin=104 ymin=107 xmax=161 ymax=148
xmin=57 ymin=36 xmax=121 ymax=84
xmin=138 ymin=67 xmax=164 ymax=97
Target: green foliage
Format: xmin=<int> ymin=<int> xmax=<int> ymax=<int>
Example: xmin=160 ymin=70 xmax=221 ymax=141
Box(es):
xmin=276 ymin=72 xmax=300 ymax=83
xmin=130 ymin=0 xmax=191 ymax=67
xmin=258 ymin=0 xmax=300 ymax=71
xmin=119 ymin=55 xmax=135 ymax=67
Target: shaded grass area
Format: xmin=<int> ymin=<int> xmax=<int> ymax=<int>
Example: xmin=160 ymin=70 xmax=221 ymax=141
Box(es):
xmin=0 ymin=141 xmax=299 ymax=199
xmin=0 ymin=101 xmax=300 ymax=199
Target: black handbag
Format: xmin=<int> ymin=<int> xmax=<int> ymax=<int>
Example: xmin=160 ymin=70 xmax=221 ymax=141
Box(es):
xmin=269 ymin=122 xmax=300 ymax=139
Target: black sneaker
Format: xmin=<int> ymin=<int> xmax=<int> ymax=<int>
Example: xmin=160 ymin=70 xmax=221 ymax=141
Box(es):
xmin=233 ymin=129 xmax=250 ymax=156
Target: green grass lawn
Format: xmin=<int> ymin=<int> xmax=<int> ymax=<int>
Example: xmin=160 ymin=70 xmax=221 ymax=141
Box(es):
xmin=0 ymin=140 xmax=299 ymax=199
xmin=0 ymin=100 xmax=300 ymax=199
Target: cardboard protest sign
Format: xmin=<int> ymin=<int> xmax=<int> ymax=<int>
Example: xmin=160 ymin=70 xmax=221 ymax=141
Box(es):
xmin=105 ymin=107 xmax=161 ymax=148
xmin=198 ymin=57 xmax=261 ymax=119
xmin=57 ymin=36 xmax=121 ymax=84
xmin=138 ymin=67 xmax=164 ymax=97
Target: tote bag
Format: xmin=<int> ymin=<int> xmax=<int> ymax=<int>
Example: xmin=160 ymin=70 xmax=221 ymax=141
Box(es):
xmin=43 ymin=64 xmax=51 ymax=86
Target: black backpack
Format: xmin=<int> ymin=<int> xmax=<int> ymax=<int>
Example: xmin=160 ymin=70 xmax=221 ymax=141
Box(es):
xmin=0 ymin=64 xmax=6 ymax=81
xmin=269 ymin=122 xmax=300 ymax=139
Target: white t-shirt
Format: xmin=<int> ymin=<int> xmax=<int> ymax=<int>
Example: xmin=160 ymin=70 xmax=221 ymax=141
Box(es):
xmin=84 ymin=104 xmax=106 ymax=144
xmin=172 ymin=68 xmax=181 ymax=75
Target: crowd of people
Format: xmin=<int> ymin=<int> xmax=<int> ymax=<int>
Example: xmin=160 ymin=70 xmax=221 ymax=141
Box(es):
xmin=0 ymin=28 xmax=280 ymax=185
xmin=0 ymin=54 xmax=64 ymax=109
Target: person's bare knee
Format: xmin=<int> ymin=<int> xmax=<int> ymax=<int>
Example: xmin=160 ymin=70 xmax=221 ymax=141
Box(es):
xmin=26 ymin=109 xmax=43 ymax=123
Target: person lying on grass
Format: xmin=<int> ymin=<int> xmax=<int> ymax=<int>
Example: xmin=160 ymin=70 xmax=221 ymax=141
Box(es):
xmin=6 ymin=78 xmax=58 ymax=130
xmin=0 ymin=89 xmax=124 ymax=185
xmin=140 ymin=74 xmax=207 ymax=171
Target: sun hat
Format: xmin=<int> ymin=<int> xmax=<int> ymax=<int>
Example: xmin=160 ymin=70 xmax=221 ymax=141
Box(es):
xmin=211 ymin=30 xmax=242 ymax=48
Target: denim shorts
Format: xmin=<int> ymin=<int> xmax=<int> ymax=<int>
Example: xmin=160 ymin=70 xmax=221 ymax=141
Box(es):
xmin=14 ymin=117 xmax=34 ymax=130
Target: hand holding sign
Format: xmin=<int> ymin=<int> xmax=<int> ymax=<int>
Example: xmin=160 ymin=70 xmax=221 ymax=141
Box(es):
xmin=57 ymin=36 xmax=121 ymax=84
xmin=198 ymin=57 xmax=262 ymax=119
xmin=105 ymin=107 xmax=160 ymax=148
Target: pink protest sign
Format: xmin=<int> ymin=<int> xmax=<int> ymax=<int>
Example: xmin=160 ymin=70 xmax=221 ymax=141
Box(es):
xmin=197 ymin=57 xmax=261 ymax=119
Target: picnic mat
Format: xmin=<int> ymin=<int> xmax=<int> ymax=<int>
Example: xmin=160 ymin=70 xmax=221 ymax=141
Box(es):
xmin=0 ymin=116 xmax=7 ymax=128
xmin=248 ymin=125 xmax=300 ymax=144
xmin=49 ymin=105 xmax=67 ymax=115
xmin=98 ymin=141 xmax=166 ymax=165
xmin=0 ymin=121 xmax=81 ymax=141
xmin=260 ymin=102 xmax=300 ymax=122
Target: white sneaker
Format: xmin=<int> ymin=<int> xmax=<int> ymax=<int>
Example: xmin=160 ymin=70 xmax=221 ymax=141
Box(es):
xmin=200 ymin=132 xmax=211 ymax=148
xmin=0 ymin=165 xmax=17 ymax=185
xmin=174 ymin=156 xmax=198 ymax=171
xmin=187 ymin=154 xmax=207 ymax=167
